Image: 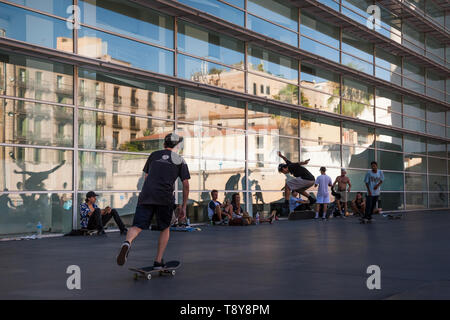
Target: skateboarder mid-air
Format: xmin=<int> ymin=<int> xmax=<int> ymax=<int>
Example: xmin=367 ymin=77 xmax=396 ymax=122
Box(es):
xmin=277 ymin=151 xmax=316 ymax=206
xmin=116 ymin=133 xmax=190 ymax=269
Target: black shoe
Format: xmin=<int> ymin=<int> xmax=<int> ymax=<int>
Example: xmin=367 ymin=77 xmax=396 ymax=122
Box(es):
xmin=98 ymin=230 xmax=106 ymax=236
xmin=120 ymin=228 xmax=128 ymax=235
xmin=117 ymin=241 xmax=130 ymax=266
xmin=308 ymin=196 xmax=317 ymax=205
xmin=153 ymin=259 xmax=166 ymax=270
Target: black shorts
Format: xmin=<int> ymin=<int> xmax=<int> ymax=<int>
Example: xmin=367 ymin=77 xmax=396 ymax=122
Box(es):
xmin=133 ymin=204 xmax=173 ymax=230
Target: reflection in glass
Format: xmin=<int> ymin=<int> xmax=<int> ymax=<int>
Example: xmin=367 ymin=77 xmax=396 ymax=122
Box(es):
xmin=78 ymin=110 xmax=174 ymax=152
xmin=247 ymin=14 xmax=297 ymax=47
xmin=375 ymin=108 xmax=402 ymax=128
xmin=403 ymin=98 xmax=425 ymax=119
xmin=302 ymin=88 xmax=339 ymax=114
xmin=247 ymin=44 xmax=298 ymax=82
xmin=404 ymin=135 xmax=426 ymax=154
xmin=300 ymin=114 xmax=340 ymax=143
xmin=301 ymin=63 xmax=340 ymax=96
xmin=248 ymin=0 xmax=298 ymax=30
xmin=375 ymin=88 xmax=401 ymax=112
xmin=178 ymin=21 xmax=244 ymax=67
xmin=375 ymin=48 xmax=401 ymax=76
xmin=177 ymin=124 xmax=246 ymax=161
xmin=427 ymin=139 xmax=447 ymax=158
xmin=404 ymin=116 xmax=425 ymax=133
xmin=342 ymin=146 xmax=374 ymax=169
xmin=78 ymin=68 xmax=174 ymax=119
xmin=178 ymin=0 xmax=244 ymax=26
xmin=0 ymin=3 xmax=73 ymax=53
xmin=248 ymin=103 xmax=298 ymax=137
xmin=382 ymin=172 xmax=404 ymax=191
xmin=177 ymin=89 xmax=245 ymax=129
xmin=301 ymin=140 xmax=340 ymax=168
xmin=427 ymin=123 xmax=445 ymax=137
xmin=80 ymin=0 xmax=174 ymax=48
xmin=78 ymin=151 xmax=148 ymax=191
xmin=429 ymin=175 xmax=448 ymax=192
xmin=426 ymin=104 xmax=446 ymax=125
xmin=345 ymin=169 xmax=368 ymax=191
xmin=342 ymin=77 xmax=374 ymax=105
xmin=428 ymin=157 xmax=447 ymax=175
xmin=78 ymin=26 xmax=174 ymax=75
xmin=178 ymin=54 xmax=245 ymax=93
xmin=249 ymin=134 xmax=298 ymax=163
xmin=300 ymin=36 xmax=340 ymax=63
xmin=375 ymin=67 xmax=401 ymax=86
xmin=248 ymin=162 xmax=289 ymax=192
xmin=342 ymin=54 xmax=373 ymax=75
xmin=406 ymin=193 xmax=427 ymax=210
xmin=0 ymin=192 xmax=73 ymax=235
xmin=7 ymin=0 xmax=72 ymax=17
xmin=429 ymin=192 xmax=448 ymax=208
xmin=405 ymin=173 xmax=427 ymax=191
xmin=0 ymin=146 xmax=73 ymax=191
xmin=342 ymin=100 xmax=374 ymax=122
xmin=342 ymin=122 xmax=374 ymax=147
xmin=376 ymin=129 xmax=402 ymax=152
xmin=0 ymin=99 xmax=73 ymax=147
xmin=377 ymin=150 xmax=403 ymax=171
xmin=0 ymin=50 xmax=74 ymax=104
xmin=404 ymin=154 xmax=427 ymax=173
xmin=379 ymin=193 xmax=404 ymax=211
xmin=180 ymin=158 xmax=245 ymax=192
xmin=300 ymin=12 xmax=339 ymax=48
xmin=247 ymin=73 xmax=298 ymax=104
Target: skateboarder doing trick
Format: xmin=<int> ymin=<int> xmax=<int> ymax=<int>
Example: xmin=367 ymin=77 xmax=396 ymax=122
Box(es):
xmin=277 ymin=151 xmax=316 ymax=205
xmin=116 ymin=133 xmax=190 ymax=269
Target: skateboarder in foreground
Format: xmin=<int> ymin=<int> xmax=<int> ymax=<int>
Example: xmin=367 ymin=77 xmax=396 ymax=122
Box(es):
xmin=116 ymin=133 xmax=190 ymax=269
xmin=277 ymin=151 xmax=316 ymax=205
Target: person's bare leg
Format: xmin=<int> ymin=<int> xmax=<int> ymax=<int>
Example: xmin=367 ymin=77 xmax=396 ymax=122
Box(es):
xmin=284 ymin=185 xmax=291 ymax=200
xmin=126 ymin=226 xmax=142 ymax=244
xmin=155 ymin=227 xmax=170 ymax=263
xmin=323 ymin=204 xmax=328 ymax=218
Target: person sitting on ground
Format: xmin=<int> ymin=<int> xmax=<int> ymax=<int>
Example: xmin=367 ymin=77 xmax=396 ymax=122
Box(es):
xmin=79 ymin=191 xmax=128 ymax=235
xmin=208 ymin=190 xmax=232 ymax=225
xmin=351 ymin=192 xmax=365 ymax=216
xmin=229 ymin=193 xmax=253 ymax=225
xmin=289 ymin=190 xmax=310 ymax=213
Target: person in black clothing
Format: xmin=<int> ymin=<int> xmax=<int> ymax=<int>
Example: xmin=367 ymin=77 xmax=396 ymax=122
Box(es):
xmin=277 ymin=151 xmax=316 ymax=205
xmin=116 ymin=133 xmax=190 ymax=269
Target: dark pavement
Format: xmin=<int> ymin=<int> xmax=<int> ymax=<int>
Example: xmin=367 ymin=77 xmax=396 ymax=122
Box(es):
xmin=1 ymin=211 xmax=450 ymax=300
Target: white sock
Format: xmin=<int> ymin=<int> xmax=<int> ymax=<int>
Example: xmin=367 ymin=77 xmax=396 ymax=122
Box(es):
xmin=315 ymin=212 xmax=319 ymax=218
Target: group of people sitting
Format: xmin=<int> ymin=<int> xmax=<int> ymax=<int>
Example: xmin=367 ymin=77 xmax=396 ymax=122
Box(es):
xmin=207 ymin=190 xmax=277 ymax=226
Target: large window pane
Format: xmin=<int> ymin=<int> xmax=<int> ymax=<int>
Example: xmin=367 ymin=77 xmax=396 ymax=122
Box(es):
xmin=402 ymin=23 xmax=425 ymax=55
xmin=342 ymin=146 xmax=374 ymax=169
xmin=429 ymin=192 xmax=448 ymax=208
xmin=427 ymin=139 xmax=446 ymax=158
xmin=375 ymin=67 xmax=402 ymax=86
xmin=375 ymin=88 xmax=402 ymax=112
xmin=247 ymin=14 xmax=297 ymax=47
xmin=342 ymin=54 xmax=373 ymax=75
xmin=177 ymin=124 xmax=245 ymax=161
xmin=0 ymin=192 xmax=73 ymax=236
xmin=404 ymin=154 xmax=427 ymax=173
xmin=247 ymin=73 xmax=298 ymax=104
xmin=0 ymin=50 xmax=74 ymax=104
xmin=301 ymin=88 xmax=340 ymax=114
xmin=403 ymin=98 xmax=425 ymax=119
xmin=375 ymin=108 xmax=402 ymax=128
xmin=78 ymin=68 xmax=174 ymax=119
xmin=428 ymin=157 xmax=447 ymax=175
xmin=343 ymin=77 xmax=374 ymax=105
xmin=248 ymin=45 xmax=298 ymax=82
xmin=301 ymin=12 xmax=339 ymax=48
xmin=382 ymin=172 xmax=404 ymax=191
xmin=404 ymin=135 xmax=426 ymax=154
xmin=301 ymin=63 xmax=339 ymax=96
xmin=78 ymin=151 xmax=147 ymax=191
xmin=300 ymin=114 xmax=340 ymax=143
xmin=342 ymin=32 xmax=373 ymax=67
xmin=78 ymin=26 xmax=173 ymax=75
xmin=405 ymin=173 xmax=427 ymax=191
xmin=177 ymin=89 xmax=245 ymax=129
xmin=181 ymin=158 xmax=245 ymax=192
xmin=300 ymin=36 xmax=340 ymax=63
xmin=377 ymin=150 xmax=404 ymax=171
xmin=342 ymin=122 xmax=375 ymax=147
xmin=249 ymin=135 xmax=298 ymax=163
xmin=429 ymin=175 xmax=448 ymax=192
xmin=403 ymin=61 xmax=425 ymax=84
xmin=375 ymin=48 xmax=401 ymax=74
xmin=426 ymin=104 xmax=446 ymax=125
xmin=376 ymin=129 xmax=403 ymax=152
xmin=80 ymin=0 xmax=174 ymax=48
xmin=0 ymin=146 xmax=73 ymax=191
xmin=346 ymin=169 xmax=369 ymax=191
xmin=0 ymin=99 xmax=73 ymax=147
xmin=248 ymin=0 xmax=298 ymax=31
xmin=406 ymin=193 xmax=427 ymax=210
xmin=178 ymin=0 xmax=244 ymax=27
xmin=7 ymin=0 xmax=72 ymax=17
xmin=427 ymin=122 xmax=445 ymax=137
xmin=0 ymin=3 xmax=73 ymax=52
xmin=301 ymin=141 xmax=341 ymax=167
xmin=379 ymin=193 xmax=404 ymax=211
xmin=178 ymin=54 xmax=245 ymax=93
xmin=404 ymin=116 xmax=425 ymax=133
xmin=343 ymin=101 xmax=374 ymax=122
xmin=248 ymin=103 xmax=298 ymax=137
xmin=178 ymin=21 xmax=244 ymax=67
xmin=78 ymin=110 xmax=174 ymax=152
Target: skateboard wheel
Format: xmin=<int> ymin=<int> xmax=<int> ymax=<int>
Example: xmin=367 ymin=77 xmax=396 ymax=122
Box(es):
xmin=171 ymin=270 xmax=176 ymax=276
xmin=146 ymin=274 xmax=152 ymax=280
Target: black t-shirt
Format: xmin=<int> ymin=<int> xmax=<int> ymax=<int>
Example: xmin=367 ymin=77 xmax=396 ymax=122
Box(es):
xmin=138 ymin=150 xmax=190 ymax=206
xmin=286 ymin=160 xmax=315 ymax=181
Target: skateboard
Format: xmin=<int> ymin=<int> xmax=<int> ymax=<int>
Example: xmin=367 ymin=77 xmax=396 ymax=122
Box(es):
xmin=383 ymin=214 xmax=402 ymax=220
xmin=170 ymin=226 xmax=201 ymax=232
xmin=129 ymin=260 xmax=180 ymax=280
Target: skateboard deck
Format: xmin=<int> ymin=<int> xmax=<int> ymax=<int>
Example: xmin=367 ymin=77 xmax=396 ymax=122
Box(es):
xmin=129 ymin=260 xmax=180 ymax=280
xmin=170 ymin=226 xmax=201 ymax=232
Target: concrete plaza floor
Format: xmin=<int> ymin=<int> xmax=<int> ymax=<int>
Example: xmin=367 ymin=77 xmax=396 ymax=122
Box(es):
xmin=1 ymin=210 xmax=450 ymax=300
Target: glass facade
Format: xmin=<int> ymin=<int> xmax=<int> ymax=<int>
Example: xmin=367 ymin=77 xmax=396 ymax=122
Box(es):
xmin=0 ymin=0 xmax=448 ymax=236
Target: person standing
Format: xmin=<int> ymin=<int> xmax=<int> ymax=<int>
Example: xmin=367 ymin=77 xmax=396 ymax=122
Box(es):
xmin=116 ymin=133 xmax=190 ymax=269
xmin=314 ymin=167 xmax=333 ymax=220
xmin=363 ymin=161 xmax=384 ymax=222
xmin=333 ymin=168 xmax=352 ymax=216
